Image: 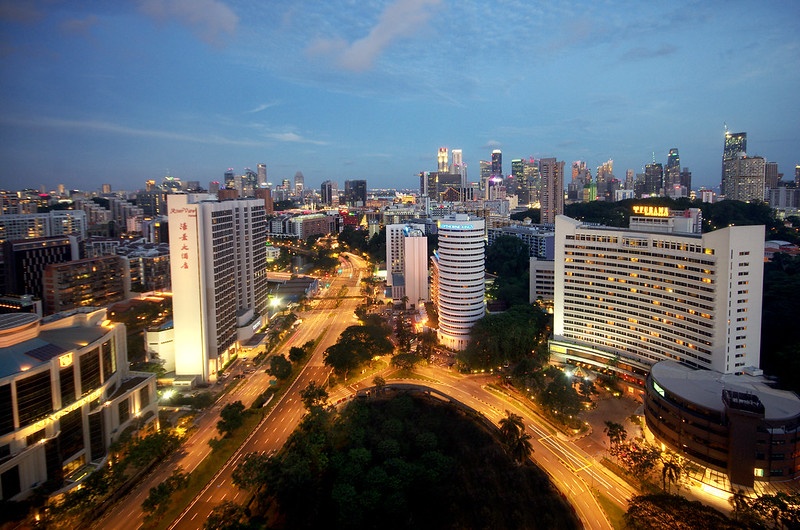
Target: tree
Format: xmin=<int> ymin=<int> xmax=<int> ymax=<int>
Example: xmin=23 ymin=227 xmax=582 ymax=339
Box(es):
xmin=323 ymin=324 xmax=394 ymax=379
xmin=540 ymin=374 xmax=582 ymax=418
xmin=124 ymin=429 xmax=182 ymax=468
xmin=372 ymin=375 xmax=386 ymax=394
xmin=751 ymin=491 xmax=800 ymax=529
xmin=578 ymin=378 xmax=596 ymax=401
xmin=498 ymin=411 xmax=533 ymax=464
xmin=300 ymin=381 xmax=329 ymax=411
xmin=288 ymin=346 xmax=306 ymax=363
xmin=267 ymin=354 xmax=292 ymax=380
xmin=191 ymin=391 xmax=215 ymax=410
xmin=625 ymin=493 xmax=746 ymax=529
xmin=323 ymin=342 xmax=361 ymax=380
xmin=395 ymin=314 xmax=413 ymax=352
xmin=417 ymin=329 xmax=438 ymax=359
xmin=619 ymin=442 xmax=660 ymax=479
xmin=141 ymin=467 xmax=189 ymax=517
xmin=204 ymin=501 xmax=248 ymax=530
xmin=506 ymin=430 xmax=534 ymax=464
xmin=232 ymin=451 xmax=271 ymax=495
xmin=603 ymin=421 xmax=627 ymax=455
xmin=391 ymin=352 xmax=422 ymax=370
xmin=217 ymin=401 xmax=246 ymax=438
xmin=661 ymin=457 xmax=681 ymax=493
xmin=499 ymin=410 xmax=525 ymax=441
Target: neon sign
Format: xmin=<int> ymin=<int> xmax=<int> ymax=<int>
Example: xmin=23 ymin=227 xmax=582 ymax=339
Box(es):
xmin=59 ymin=353 xmax=73 ymax=368
xmin=32 ymin=388 xmax=103 ymax=431
xmin=632 ymin=205 xmax=669 ymax=217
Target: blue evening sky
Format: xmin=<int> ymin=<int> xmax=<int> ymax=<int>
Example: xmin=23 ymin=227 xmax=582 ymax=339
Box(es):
xmin=0 ymin=0 xmax=798 ymax=194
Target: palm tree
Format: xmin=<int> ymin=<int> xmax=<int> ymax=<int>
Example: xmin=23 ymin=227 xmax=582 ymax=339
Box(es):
xmin=499 ymin=410 xmax=525 ymax=441
xmin=603 ymin=421 xmax=627 ymax=455
xmin=661 ymin=458 xmax=681 ymax=493
xmin=729 ymin=489 xmax=751 ymax=520
xmin=507 ymin=431 xmax=534 ymax=464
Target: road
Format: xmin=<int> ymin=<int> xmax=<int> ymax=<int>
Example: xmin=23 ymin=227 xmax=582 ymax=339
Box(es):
xmin=328 ymin=365 xmax=637 ymax=530
xmin=168 ymin=253 xmax=366 ymax=529
xmin=96 ymin=254 xmax=366 ymax=530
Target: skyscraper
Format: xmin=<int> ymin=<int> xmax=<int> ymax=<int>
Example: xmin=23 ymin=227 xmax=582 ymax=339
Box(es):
xmin=321 ymin=180 xmax=338 ymax=206
xmin=643 ymin=163 xmax=664 ymax=196
xmin=168 ymin=194 xmax=268 ymax=383
xmin=479 ymin=160 xmax=491 ymax=191
xmin=539 ymin=158 xmax=564 ymax=224
xmin=224 ymin=169 xmax=236 ymax=189
xmin=727 ymin=156 xmax=766 ymax=202
xmin=451 ymin=148 xmax=466 ymax=191
xmin=765 ymin=162 xmax=780 ymax=189
xmin=438 ymin=148 xmax=449 ymax=173
xmin=722 ymin=131 xmax=747 ymax=196
xmin=431 ymin=215 xmax=485 ymax=351
xmin=491 ymin=149 xmax=502 ymax=176
xmin=294 ymin=171 xmax=304 ymax=197
xmin=344 ymin=180 xmax=367 ymax=207
xmin=257 ymin=163 xmax=267 ymax=187
xmin=511 ymin=159 xmax=526 ymax=203
xmin=665 ymin=148 xmax=681 ymax=191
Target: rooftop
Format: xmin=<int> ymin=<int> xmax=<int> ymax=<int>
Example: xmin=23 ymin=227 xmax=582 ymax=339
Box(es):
xmin=651 ymin=361 xmax=800 ymax=422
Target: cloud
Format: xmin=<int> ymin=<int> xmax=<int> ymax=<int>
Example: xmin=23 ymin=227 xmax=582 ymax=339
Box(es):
xmin=306 ymin=0 xmax=442 ymax=72
xmin=245 ymin=102 xmax=279 ymax=114
xmin=59 ymin=15 xmax=100 ymax=37
xmin=267 ymin=132 xmax=327 ymax=145
xmin=0 ymin=0 xmax=42 ymax=23
xmin=482 ymin=140 xmax=502 ymax=150
xmin=3 ymin=116 xmax=263 ymax=146
xmin=137 ymin=0 xmax=238 ymax=47
xmin=620 ymin=44 xmax=677 ymax=62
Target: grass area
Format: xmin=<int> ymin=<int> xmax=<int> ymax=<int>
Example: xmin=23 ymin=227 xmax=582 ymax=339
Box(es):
xmin=144 ymin=410 xmax=265 ymax=530
xmin=334 ymin=360 xmax=389 ymax=388
xmin=592 ymin=487 xmax=627 ymax=529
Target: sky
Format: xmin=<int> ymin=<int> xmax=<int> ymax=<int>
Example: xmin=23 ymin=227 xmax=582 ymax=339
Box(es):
xmin=0 ymin=0 xmax=798 ymax=194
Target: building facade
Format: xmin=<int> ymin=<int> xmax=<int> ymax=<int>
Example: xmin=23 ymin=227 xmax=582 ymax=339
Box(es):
xmin=550 ymin=212 xmax=764 ymax=393
xmin=0 ymin=309 xmax=157 ymax=500
xmin=431 ymin=215 xmax=485 ymax=351
xmin=344 ymin=180 xmax=367 ymax=208
xmin=168 ymin=194 xmax=268 ymax=383
xmin=42 ymin=256 xmax=130 ymax=314
xmin=386 ymin=224 xmax=428 ymax=308
xmin=540 ymin=158 xmax=564 ymax=224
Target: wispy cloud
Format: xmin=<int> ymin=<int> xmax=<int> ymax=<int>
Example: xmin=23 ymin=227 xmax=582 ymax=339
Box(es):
xmin=620 ymin=44 xmax=677 ymax=62
xmin=245 ymin=102 xmax=279 ymax=114
xmin=137 ymin=0 xmax=238 ymax=47
xmin=267 ymin=132 xmax=327 ymax=145
xmin=306 ymin=0 xmax=442 ymax=72
xmin=3 ymin=116 xmax=263 ymax=146
xmin=0 ymin=0 xmax=42 ymax=23
xmin=59 ymin=15 xmax=100 ymax=37
xmin=482 ymin=140 xmax=502 ymax=150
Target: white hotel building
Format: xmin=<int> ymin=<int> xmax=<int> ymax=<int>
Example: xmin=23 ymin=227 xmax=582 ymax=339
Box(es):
xmin=431 ymin=215 xmax=485 ymax=351
xmin=386 ymin=223 xmax=428 ymax=308
xmin=168 ymin=194 xmax=268 ymax=384
xmin=550 ymin=210 xmax=764 ymax=392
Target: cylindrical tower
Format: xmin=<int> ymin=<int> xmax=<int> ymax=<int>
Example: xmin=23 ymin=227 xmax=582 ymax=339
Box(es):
xmin=433 ymin=214 xmax=485 ymax=350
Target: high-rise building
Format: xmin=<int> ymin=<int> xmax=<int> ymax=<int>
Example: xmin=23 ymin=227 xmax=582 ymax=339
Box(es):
xmin=795 ymin=165 xmax=800 ymax=187
xmin=294 ymin=171 xmax=304 ymax=197
xmin=254 ymin=187 xmax=273 ymax=215
xmin=136 ymin=190 xmax=167 ymax=218
xmin=765 ymin=162 xmax=780 ymax=189
xmin=551 ymin=211 xmax=764 ymax=388
xmin=511 ymin=159 xmax=526 ymax=203
xmin=524 ymin=158 xmax=540 ymax=205
xmin=451 ymin=149 xmax=466 ymax=191
xmin=321 ymin=180 xmax=338 ymax=206
xmin=643 ymin=163 xmax=664 ymax=196
xmin=242 ymin=169 xmax=258 ymax=197
xmin=491 ymin=150 xmax=502 ymax=177
xmin=386 ymin=224 xmax=428 ymax=308
xmin=680 ymin=168 xmax=692 ymax=191
xmin=101 ymin=184 xmax=112 ymax=194
xmin=665 ymin=148 xmax=681 ymax=191
xmin=431 ymin=215 xmax=485 ymax=351
xmin=3 ymin=236 xmax=80 ymax=301
xmin=726 ymin=156 xmax=766 ymax=202
xmin=168 ymin=194 xmax=268 ymax=383
xmin=722 ymin=131 xmax=747 ymax=196
xmin=257 ymin=164 xmax=267 ymax=187
xmin=539 ymin=158 xmax=564 ymax=224
xmin=224 ymin=169 xmax=236 ymax=190
xmin=343 ymin=180 xmax=367 ymax=208
xmin=438 ymin=148 xmax=449 ymax=173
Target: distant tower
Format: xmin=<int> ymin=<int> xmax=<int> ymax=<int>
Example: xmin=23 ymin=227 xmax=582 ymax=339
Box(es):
xmin=102 ymin=184 xmax=112 ymax=194
xmin=722 ymin=130 xmax=747 ymax=196
xmin=321 ymin=180 xmax=338 ymax=206
xmin=438 ymin=148 xmax=449 ymax=173
xmin=479 ymin=161 xmax=491 ymax=191
xmin=344 ymin=180 xmax=367 ymax=207
xmin=451 ymin=148 xmax=466 ymax=191
xmin=491 ymin=149 xmax=503 ymax=176
xmin=765 ymin=162 xmax=780 ymax=189
xmin=540 ymin=158 xmax=565 ymax=224
xmin=665 ymin=148 xmax=681 ymax=192
xmin=224 ymin=168 xmax=236 ymax=189
xmin=257 ymin=164 xmax=267 ymax=187
xmin=294 ymin=171 xmax=304 ymax=197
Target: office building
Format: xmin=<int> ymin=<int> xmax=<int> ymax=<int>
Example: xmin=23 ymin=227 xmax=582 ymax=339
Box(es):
xmin=722 ymin=131 xmax=747 ymax=196
xmin=438 ymin=148 xmax=449 ymax=173
xmin=0 ymin=309 xmax=157 ymax=500
xmin=136 ymin=191 xmax=167 ymax=218
xmin=540 ymin=158 xmax=564 ymax=224
xmin=321 ymin=180 xmax=338 ymax=206
xmin=487 ymin=225 xmax=555 ymax=259
xmin=386 ymin=224 xmax=428 ymax=308
xmin=765 ymin=162 xmax=781 ymax=190
xmin=294 ymin=171 xmax=304 ymax=197
xmin=344 ymin=180 xmax=367 ymax=208
xmin=530 ymin=258 xmax=555 ymax=305
xmin=254 ymin=187 xmax=273 ymax=215
xmin=431 ymin=215 xmax=485 ymax=351
xmin=479 ymin=161 xmax=491 ymax=191
xmin=726 ymin=157 xmax=766 ymax=202
xmin=491 ymin=150 xmax=502 ymax=176
xmin=642 ymin=163 xmax=664 ymax=196
xmin=451 ymin=149 xmax=466 ymax=191
xmin=0 ymin=211 xmax=87 ymax=245
xmin=550 ymin=210 xmax=764 ymax=393
xmin=42 ymin=256 xmax=130 ymax=315
xmin=665 ymin=148 xmax=681 ymax=192
xmin=257 ymin=164 xmax=267 ymax=187
xmin=168 ymin=194 xmax=268 ymax=384
xmin=3 ymin=236 xmax=80 ymax=302
xmin=644 ymin=361 xmax=800 ymax=487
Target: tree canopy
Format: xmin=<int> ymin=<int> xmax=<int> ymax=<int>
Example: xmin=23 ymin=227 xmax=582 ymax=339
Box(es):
xmin=323 ymin=324 xmax=394 ymax=379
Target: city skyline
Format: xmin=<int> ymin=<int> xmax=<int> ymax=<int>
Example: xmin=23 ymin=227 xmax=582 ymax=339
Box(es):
xmin=0 ymin=1 xmax=798 ymax=192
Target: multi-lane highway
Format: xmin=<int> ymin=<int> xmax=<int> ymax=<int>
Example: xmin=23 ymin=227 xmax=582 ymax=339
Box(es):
xmin=96 ymin=254 xmax=365 ymax=530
